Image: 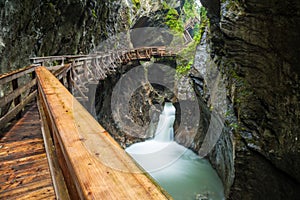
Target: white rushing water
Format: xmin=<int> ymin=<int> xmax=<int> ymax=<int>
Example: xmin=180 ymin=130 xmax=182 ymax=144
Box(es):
xmin=126 ymin=103 xmax=224 ymax=200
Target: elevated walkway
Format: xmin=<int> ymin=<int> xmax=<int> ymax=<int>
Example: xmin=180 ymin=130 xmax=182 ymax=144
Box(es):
xmin=0 ymin=104 xmax=56 ymax=199
xmin=0 ymin=46 xmax=175 ymax=199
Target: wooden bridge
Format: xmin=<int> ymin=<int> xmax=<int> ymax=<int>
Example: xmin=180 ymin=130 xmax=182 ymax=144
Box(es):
xmin=0 ymin=46 xmax=175 ymax=199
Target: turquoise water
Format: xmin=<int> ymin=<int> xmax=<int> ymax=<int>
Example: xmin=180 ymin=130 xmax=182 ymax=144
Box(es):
xmin=126 ymin=103 xmax=224 ymax=200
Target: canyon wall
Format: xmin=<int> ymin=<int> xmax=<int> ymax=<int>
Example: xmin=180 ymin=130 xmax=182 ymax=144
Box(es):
xmin=0 ymin=0 xmax=131 ymax=73
xmin=197 ymin=0 xmax=300 ymax=199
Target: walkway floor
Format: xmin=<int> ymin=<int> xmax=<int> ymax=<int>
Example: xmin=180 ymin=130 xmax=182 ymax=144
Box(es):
xmin=0 ymin=103 xmax=56 ymax=199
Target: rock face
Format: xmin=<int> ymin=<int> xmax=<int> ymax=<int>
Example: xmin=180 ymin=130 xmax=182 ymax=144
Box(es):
xmin=0 ymin=0 xmax=131 ymax=73
xmin=197 ymin=0 xmax=300 ymax=199
xmin=94 ymin=60 xmax=178 ymax=148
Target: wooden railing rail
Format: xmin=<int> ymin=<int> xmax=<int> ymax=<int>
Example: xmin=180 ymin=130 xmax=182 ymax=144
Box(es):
xmin=0 ymin=65 xmax=38 ymax=130
xmin=0 ymin=63 xmax=76 ymax=130
xmin=30 ymin=46 xmax=177 ymax=66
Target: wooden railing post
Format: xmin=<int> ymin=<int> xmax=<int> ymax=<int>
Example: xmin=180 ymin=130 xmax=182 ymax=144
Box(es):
xmin=66 ymin=69 xmax=73 ymax=92
xmin=30 ymin=70 xmax=37 ymax=92
xmin=12 ymin=79 xmax=21 ymax=119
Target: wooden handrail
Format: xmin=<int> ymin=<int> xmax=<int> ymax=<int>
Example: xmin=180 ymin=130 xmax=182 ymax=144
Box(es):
xmin=0 ymin=65 xmax=37 ymax=129
xmin=0 ymin=65 xmax=36 ymax=85
xmin=0 ymin=63 xmax=73 ymax=130
xmin=30 ymin=46 xmax=177 ymax=67
xmin=36 ymin=66 xmax=170 ymax=199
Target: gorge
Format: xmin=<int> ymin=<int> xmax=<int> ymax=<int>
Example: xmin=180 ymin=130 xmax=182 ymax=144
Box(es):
xmin=1 ymin=0 xmax=300 ymax=199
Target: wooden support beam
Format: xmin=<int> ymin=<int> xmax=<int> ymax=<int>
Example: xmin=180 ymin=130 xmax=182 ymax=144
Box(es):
xmin=35 ymin=66 xmax=170 ymax=200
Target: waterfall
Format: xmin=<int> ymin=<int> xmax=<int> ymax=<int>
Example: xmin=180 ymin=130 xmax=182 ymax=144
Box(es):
xmin=125 ymin=102 xmax=224 ymax=200
xmin=153 ymin=102 xmax=175 ymax=142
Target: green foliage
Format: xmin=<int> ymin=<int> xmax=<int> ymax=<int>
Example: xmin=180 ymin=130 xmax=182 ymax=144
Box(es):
xmin=91 ymin=9 xmax=97 ymax=18
xmin=193 ymin=6 xmax=209 ymax=43
xmin=229 ymin=122 xmax=239 ymax=130
xmin=183 ymin=0 xmax=199 ymax=22
xmin=165 ymin=8 xmax=184 ymax=33
xmin=162 ymin=1 xmax=169 ymax=10
xmin=132 ymin=0 xmax=141 ymax=10
xmin=176 ymin=60 xmax=193 ymax=75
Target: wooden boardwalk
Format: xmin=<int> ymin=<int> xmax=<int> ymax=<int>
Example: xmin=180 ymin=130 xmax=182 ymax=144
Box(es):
xmin=0 ymin=47 xmax=176 ymax=199
xmin=0 ymin=104 xmax=56 ymax=200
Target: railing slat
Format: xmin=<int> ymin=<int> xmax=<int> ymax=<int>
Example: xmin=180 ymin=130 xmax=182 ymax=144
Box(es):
xmin=0 ymin=90 xmax=37 ymax=129
xmin=0 ymin=78 xmax=36 ymax=108
xmin=0 ymin=66 xmax=36 ymax=85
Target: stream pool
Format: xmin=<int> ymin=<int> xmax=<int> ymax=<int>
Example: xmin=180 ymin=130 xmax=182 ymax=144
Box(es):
xmin=126 ymin=103 xmax=224 ymax=200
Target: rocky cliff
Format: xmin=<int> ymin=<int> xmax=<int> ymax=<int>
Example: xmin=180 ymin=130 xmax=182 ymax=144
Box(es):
xmin=196 ymin=0 xmax=300 ymax=199
xmin=0 ymin=0 xmax=131 ymax=73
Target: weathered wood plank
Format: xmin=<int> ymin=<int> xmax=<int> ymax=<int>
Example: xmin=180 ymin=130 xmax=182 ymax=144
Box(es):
xmin=0 ymin=179 xmax=53 ymax=199
xmin=0 ymin=153 xmax=47 ymax=171
xmin=13 ymin=185 xmax=55 ymax=200
xmin=0 ymin=153 xmax=48 ymax=173
xmin=0 ymin=141 xmax=45 ymax=161
xmin=30 ymin=56 xmax=65 ymax=64
xmin=0 ymin=138 xmax=43 ymax=152
xmin=0 ymin=162 xmax=50 ymax=188
xmin=36 ymin=66 xmax=170 ymax=200
xmin=0 ymin=104 xmax=55 ymax=199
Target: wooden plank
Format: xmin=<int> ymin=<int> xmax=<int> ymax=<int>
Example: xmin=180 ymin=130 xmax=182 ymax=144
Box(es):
xmin=0 ymin=153 xmax=47 ymax=171
xmin=0 ymin=161 xmax=50 ymax=185
xmin=0 ymin=90 xmax=37 ymax=129
xmin=0 ymin=138 xmax=43 ymax=151
xmin=36 ymin=66 xmax=170 ymax=200
xmin=0 ymin=141 xmax=45 ymax=161
xmin=0 ymin=66 xmax=36 ymax=85
xmin=0 ymin=78 xmax=36 ymax=108
xmin=0 ymin=103 xmax=56 ymax=199
xmin=0 ymin=178 xmax=53 ymax=199
xmin=12 ymin=185 xmax=55 ymax=200
xmin=0 ymin=172 xmax=52 ymax=193
xmin=55 ymin=66 xmax=71 ymax=81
